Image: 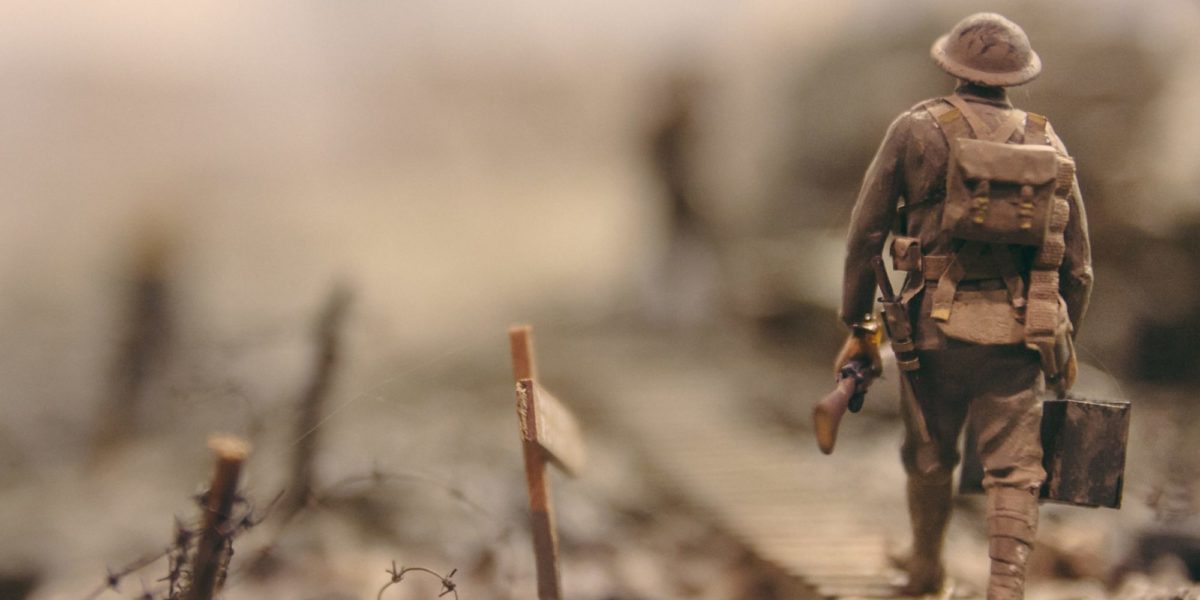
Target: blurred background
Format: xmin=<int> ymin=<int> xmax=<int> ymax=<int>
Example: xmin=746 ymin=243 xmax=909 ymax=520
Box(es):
xmin=2 ymin=0 xmax=1199 ymax=598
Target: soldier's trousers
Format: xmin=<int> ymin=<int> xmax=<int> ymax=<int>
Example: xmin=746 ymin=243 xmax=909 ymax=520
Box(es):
xmin=900 ymin=342 xmax=1045 ymax=599
xmin=899 ymin=341 xmax=1045 ymax=491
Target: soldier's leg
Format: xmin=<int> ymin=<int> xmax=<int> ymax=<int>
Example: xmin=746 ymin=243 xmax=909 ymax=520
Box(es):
xmin=899 ymin=350 xmax=970 ymax=594
xmin=969 ymin=345 xmax=1045 ymax=600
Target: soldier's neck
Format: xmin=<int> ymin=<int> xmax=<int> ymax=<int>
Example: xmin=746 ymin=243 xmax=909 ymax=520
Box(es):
xmin=954 ymin=82 xmax=1012 ymax=107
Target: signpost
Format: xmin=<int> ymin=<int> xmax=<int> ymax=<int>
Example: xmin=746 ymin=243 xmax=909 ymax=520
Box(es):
xmin=509 ymin=325 xmax=585 ymax=600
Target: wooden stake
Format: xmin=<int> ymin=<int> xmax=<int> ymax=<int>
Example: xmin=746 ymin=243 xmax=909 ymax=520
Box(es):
xmin=509 ymin=325 xmax=560 ymax=600
xmin=188 ymin=435 xmax=250 ymax=600
xmin=285 ymin=285 xmax=352 ymax=516
xmin=509 ymin=324 xmax=537 ymax=382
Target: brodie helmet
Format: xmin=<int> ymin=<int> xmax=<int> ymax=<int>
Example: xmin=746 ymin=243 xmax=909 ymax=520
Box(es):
xmin=931 ymin=13 xmax=1041 ymax=87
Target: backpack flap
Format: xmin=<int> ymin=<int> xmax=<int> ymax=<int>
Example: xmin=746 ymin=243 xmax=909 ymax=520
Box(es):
xmin=943 ymin=138 xmax=1059 ymax=246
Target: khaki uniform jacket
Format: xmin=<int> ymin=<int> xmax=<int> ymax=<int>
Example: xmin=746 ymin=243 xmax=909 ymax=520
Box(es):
xmin=841 ymin=86 xmax=1093 ymax=350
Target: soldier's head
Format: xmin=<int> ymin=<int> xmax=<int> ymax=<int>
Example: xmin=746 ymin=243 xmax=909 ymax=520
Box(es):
xmin=931 ymin=13 xmax=1041 ymax=88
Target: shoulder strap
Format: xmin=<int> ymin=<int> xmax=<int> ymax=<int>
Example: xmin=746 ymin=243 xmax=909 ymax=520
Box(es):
xmin=942 ymin=94 xmax=989 ymax=139
xmin=990 ymin=111 xmax=1025 ymax=144
xmin=926 ymin=98 xmax=971 ymax=141
xmin=941 ymin=94 xmax=1024 ymax=143
xmin=1024 ymin=112 xmax=1049 ymax=146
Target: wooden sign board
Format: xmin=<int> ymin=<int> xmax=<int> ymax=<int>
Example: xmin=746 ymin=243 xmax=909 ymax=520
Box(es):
xmin=517 ymin=379 xmax=586 ymax=477
xmin=509 ymin=324 xmax=587 ymax=600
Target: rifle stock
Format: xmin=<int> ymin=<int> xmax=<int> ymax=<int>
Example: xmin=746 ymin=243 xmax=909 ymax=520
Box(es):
xmin=812 ymin=360 xmax=870 ymax=454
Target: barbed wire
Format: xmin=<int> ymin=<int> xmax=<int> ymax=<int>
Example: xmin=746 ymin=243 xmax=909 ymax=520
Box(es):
xmin=83 ymin=311 xmax=591 ymax=598
xmin=82 ymin=489 xmax=279 ymax=600
xmin=376 ymin=561 xmax=459 ymax=600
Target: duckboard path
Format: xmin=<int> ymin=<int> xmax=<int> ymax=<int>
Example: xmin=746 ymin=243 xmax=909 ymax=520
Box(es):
xmin=567 ymin=331 xmax=982 ymax=599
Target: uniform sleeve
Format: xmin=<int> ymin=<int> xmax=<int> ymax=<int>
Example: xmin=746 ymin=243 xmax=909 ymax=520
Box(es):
xmin=1047 ymin=123 xmax=1094 ymax=333
xmin=840 ymin=113 xmax=911 ymax=326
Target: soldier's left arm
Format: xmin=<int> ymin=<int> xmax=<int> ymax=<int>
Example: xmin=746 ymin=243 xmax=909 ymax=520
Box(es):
xmin=1046 ymin=123 xmax=1094 ymax=333
xmin=840 ymin=112 xmax=911 ymax=327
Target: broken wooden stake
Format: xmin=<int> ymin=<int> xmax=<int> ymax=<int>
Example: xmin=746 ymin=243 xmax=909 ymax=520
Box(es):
xmin=509 ymin=325 xmax=586 ymax=600
xmin=284 ymin=284 xmax=352 ymax=516
xmin=188 ymin=435 xmax=250 ymax=600
xmin=93 ymin=227 xmax=174 ymax=458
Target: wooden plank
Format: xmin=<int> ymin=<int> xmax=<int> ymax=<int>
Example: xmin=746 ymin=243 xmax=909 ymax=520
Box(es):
xmin=517 ymin=379 xmax=586 ymax=477
xmin=583 ymin=352 xmax=987 ymax=600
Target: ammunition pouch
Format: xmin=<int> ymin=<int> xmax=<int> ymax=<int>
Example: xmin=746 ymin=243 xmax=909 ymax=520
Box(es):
xmin=1025 ymin=157 xmax=1077 ymax=392
xmin=891 ymin=236 xmax=923 ymax=272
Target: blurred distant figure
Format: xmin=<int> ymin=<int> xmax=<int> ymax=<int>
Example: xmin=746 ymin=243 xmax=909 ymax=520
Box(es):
xmin=641 ymin=72 xmax=720 ymax=328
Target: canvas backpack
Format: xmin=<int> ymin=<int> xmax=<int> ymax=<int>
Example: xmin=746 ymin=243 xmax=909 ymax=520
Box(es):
xmin=936 ymin=95 xmax=1063 ymax=246
xmin=924 ymin=95 xmax=1078 ymax=393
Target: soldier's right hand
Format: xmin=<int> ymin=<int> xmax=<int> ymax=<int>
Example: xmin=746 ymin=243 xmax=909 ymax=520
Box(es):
xmin=833 ymin=330 xmax=883 ymax=379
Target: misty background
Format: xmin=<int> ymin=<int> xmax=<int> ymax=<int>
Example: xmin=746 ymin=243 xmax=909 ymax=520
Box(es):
xmin=2 ymin=1 xmax=1199 ymax=598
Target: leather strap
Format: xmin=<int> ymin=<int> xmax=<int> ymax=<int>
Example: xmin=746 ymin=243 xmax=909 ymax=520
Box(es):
xmin=942 ymin=95 xmax=990 ymax=139
xmin=931 ymin=241 xmax=970 ymax=322
xmin=926 ymin=99 xmax=971 ymax=141
xmin=990 ymin=111 xmax=1026 ymax=144
xmin=1024 ymin=112 xmax=1048 ymax=144
xmin=921 ymin=255 xmax=952 ymax=279
xmin=989 ymin=244 xmax=1027 ymax=311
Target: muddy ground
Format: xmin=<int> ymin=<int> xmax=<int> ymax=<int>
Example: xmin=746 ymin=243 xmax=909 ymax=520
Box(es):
xmin=2 ymin=312 xmax=1197 ymax=599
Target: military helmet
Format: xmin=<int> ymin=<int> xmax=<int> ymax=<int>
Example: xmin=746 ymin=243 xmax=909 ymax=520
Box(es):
xmin=931 ymin=13 xmax=1041 ymax=87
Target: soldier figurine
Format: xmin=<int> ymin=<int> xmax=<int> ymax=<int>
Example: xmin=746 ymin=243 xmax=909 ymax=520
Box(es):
xmin=835 ymin=13 xmax=1093 ymax=599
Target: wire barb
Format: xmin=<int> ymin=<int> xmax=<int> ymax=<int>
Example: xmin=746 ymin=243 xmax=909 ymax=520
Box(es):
xmin=376 ymin=561 xmax=460 ymax=600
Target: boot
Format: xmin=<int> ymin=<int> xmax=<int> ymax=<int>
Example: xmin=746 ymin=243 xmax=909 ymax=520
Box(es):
xmin=901 ymin=475 xmax=953 ymax=595
xmin=986 ymin=486 xmax=1039 ymax=600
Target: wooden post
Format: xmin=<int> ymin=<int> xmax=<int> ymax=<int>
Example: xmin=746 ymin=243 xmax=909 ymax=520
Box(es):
xmin=510 ymin=324 xmax=537 ymax=382
xmin=510 ymin=325 xmax=585 ymax=600
xmin=188 ymin=435 xmax=250 ymax=600
xmin=510 ymin=325 xmax=558 ymax=600
xmin=284 ymin=285 xmax=352 ymax=516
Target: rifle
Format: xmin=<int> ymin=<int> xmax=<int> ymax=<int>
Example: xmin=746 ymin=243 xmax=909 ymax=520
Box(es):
xmin=813 ymin=359 xmax=871 ymax=454
xmin=812 ymin=257 xmax=937 ymax=464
